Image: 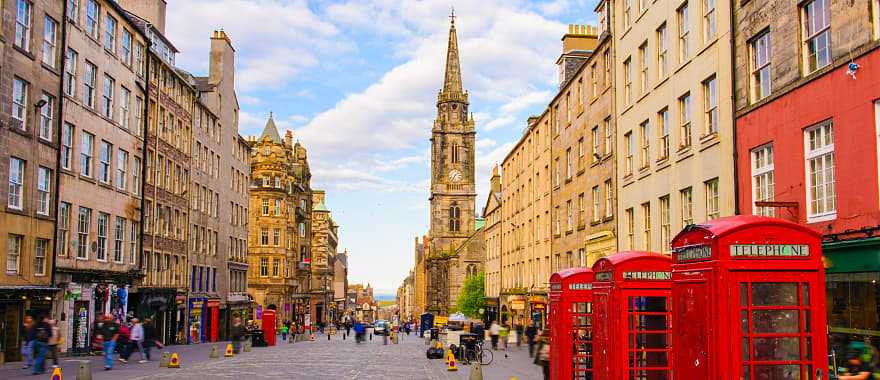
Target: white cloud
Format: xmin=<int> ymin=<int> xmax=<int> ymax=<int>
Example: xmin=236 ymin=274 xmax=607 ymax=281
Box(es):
xmin=500 ymin=90 xmax=552 ymax=114
xmin=483 ymin=115 xmax=516 ymax=131
xmin=475 ymin=138 xmax=497 ymax=150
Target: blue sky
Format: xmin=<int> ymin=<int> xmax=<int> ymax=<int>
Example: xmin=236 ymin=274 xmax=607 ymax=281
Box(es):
xmin=167 ymin=0 xmax=599 ymax=295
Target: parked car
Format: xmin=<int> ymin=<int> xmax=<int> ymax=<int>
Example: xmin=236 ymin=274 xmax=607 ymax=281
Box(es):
xmin=373 ymin=320 xmax=388 ymax=335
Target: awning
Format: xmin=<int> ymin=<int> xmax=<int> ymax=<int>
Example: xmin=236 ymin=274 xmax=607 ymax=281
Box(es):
xmin=824 ymin=237 xmax=880 ymax=273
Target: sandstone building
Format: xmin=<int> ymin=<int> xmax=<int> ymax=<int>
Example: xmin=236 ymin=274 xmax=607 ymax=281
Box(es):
xmin=247 ymin=116 xmax=313 ymax=328
xmin=53 ymin=0 xmax=147 ymax=355
xmin=0 ymin=0 xmax=64 ymax=361
xmin=614 ymin=0 xmax=736 ymax=252
xmin=310 ymin=190 xmax=338 ymax=325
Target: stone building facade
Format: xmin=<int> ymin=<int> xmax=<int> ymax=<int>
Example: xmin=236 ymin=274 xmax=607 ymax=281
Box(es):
xmin=614 ymin=0 xmax=736 ymax=252
xmin=426 ymin=16 xmax=478 ymax=316
xmin=332 ymin=249 xmax=348 ymax=317
xmin=732 ymin=0 xmax=880 ymax=349
xmin=247 ymin=116 xmax=312 ymax=329
xmin=481 ymin=166 xmax=501 ymax=323
xmin=310 ymin=190 xmax=337 ymax=325
xmin=124 ymin=5 xmax=195 ymax=344
xmin=500 ymin=113 xmax=552 ymax=326
xmin=0 ymin=0 xmax=64 ymax=361
xmin=187 ymin=29 xmax=249 ymax=342
xmin=53 ymin=0 xmax=147 ymax=355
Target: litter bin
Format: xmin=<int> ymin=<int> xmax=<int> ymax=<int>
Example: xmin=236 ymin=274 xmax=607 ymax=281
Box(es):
xmin=459 ymin=333 xmax=478 ymax=360
xmin=251 ymin=329 xmax=268 ymax=347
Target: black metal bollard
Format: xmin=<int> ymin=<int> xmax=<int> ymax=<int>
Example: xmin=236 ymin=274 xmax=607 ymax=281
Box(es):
xmin=369 ymin=333 xmax=373 ymax=341
xmin=343 ymin=333 xmax=346 ymax=340
xmin=328 ymin=333 xmax=331 ymax=341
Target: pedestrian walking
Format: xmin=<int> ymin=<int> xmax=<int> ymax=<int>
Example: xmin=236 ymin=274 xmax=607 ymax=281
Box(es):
xmin=48 ymin=319 xmax=61 ymax=367
xmin=515 ymin=323 xmax=524 ymax=349
xmin=117 ymin=320 xmax=131 ymax=363
xmin=281 ymin=324 xmax=289 ymax=342
xmin=533 ymin=330 xmax=550 ymax=380
xmin=231 ymin=317 xmax=244 ymax=354
xmin=21 ymin=315 xmax=34 ymax=370
xmin=489 ymin=320 xmax=500 ymax=350
xmin=526 ymin=322 xmax=538 ymax=357
xmin=143 ymin=318 xmax=158 ymax=360
xmin=499 ymin=324 xmax=509 ymax=351
xmin=129 ymin=318 xmax=148 ymax=363
xmin=31 ymin=316 xmax=51 ymax=375
xmin=97 ymin=315 xmax=120 ymax=370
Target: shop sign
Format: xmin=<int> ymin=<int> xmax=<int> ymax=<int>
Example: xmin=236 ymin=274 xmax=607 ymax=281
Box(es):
xmin=528 ymin=296 xmax=547 ymax=304
xmin=568 ymin=283 xmax=592 ymax=291
xmin=532 ymin=303 xmax=546 ymax=310
xmin=622 ymin=271 xmax=671 ymax=280
xmin=595 ymin=272 xmax=612 ymax=281
xmin=207 ymin=300 xmax=220 ymax=308
xmin=511 ymin=300 xmax=526 ymax=310
xmin=730 ymin=244 xmax=809 ymax=258
xmin=674 ymin=245 xmax=713 ymax=262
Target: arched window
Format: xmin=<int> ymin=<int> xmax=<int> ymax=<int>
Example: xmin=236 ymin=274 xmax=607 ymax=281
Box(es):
xmin=449 ymin=206 xmax=461 ymax=232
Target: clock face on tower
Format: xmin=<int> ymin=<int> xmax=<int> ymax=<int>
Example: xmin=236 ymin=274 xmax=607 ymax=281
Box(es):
xmin=448 ymin=169 xmax=462 ymax=183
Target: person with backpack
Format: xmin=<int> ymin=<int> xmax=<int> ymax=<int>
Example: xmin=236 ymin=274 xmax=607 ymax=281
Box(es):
xmin=533 ymin=330 xmax=550 ymax=380
xmin=31 ymin=315 xmax=51 ymax=375
xmin=97 ymin=315 xmax=120 ymax=370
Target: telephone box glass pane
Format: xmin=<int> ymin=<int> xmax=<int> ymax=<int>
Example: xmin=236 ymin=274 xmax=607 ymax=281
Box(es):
xmin=629 ymin=369 xmax=670 ymax=380
xmin=752 ymin=337 xmax=801 ymax=360
xmin=629 ymin=296 xmax=669 ymax=312
xmin=751 ymin=283 xmax=798 ymax=306
xmin=752 ymin=365 xmax=801 ymax=379
xmin=752 ymin=310 xmax=799 ymax=333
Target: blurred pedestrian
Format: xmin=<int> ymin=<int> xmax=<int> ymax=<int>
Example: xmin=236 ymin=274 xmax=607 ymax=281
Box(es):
xmin=143 ymin=318 xmax=158 ymax=360
xmin=515 ymin=322 xmax=524 ymax=349
xmin=21 ymin=315 xmax=34 ymax=370
xmin=526 ymin=322 xmax=538 ymax=357
xmin=31 ymin=315 xmax=51 ymax=375
xmin=129 ymin=318 xmax=148 ymax=363
xmin=117 ymin=319 xmax=131 ymax=363
xmin=489 ymin=320 xmax=500 ymax=350
xmin=533 ymin=330 xmax=550 ymax=380
xmin=97 ymin=315 xmax=120 ymax=370
xmin=231 ymin=317 xmax=244 ymax=354
xmin=281 ymin=323 xmax=289 ymax=342
xmin=48 ymin=319 xmax=61 ymax=367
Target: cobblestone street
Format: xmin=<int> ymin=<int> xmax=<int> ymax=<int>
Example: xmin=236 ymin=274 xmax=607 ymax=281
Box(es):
xmin=0 ymin=332 xmax=541 ymax=379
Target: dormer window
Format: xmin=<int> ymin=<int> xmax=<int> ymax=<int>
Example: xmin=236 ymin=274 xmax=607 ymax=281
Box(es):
xmin=263 ymin=147 xmax=270 ymax=156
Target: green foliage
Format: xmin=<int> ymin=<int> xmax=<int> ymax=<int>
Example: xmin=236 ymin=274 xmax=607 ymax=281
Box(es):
xmin=456 ymin=271 xmax=486 ymax=319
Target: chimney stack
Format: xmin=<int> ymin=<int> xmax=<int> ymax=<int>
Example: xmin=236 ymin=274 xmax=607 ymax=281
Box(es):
xmin=490 ymin=164 xmax=501 ymax=194
xmin=117 ymin=0 xmax=167 ymax=34
xmin=557 ymin=24 xmax=599 ymax=86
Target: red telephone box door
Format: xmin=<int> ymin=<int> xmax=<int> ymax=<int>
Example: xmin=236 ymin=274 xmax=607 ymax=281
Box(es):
xmin=623 ymin=291 xmax=672 ymax=380
xmin=734 ymin=272 xmax=821 ymax=380
xmin=571 ymin=298 xmax=592 ymax=379
xmin=593 ymin=292 xmax=610 ymax=380
xmin=673 ymin=279 xmax=710 ymax=379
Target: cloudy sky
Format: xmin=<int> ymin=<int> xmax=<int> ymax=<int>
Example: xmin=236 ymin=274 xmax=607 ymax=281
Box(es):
xmin=167 ymin=0 xmax=599 ymax=296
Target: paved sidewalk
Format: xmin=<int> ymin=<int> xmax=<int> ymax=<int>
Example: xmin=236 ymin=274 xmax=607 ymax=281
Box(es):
xmin=0 ymin=332 xmax=543 ymax=379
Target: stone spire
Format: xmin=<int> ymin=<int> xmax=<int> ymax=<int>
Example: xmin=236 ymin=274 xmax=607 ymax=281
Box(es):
xmin=441 ymin=10 xmax=463 ymax=97
xmin=260 ymin=112 xmax=282 ymax=144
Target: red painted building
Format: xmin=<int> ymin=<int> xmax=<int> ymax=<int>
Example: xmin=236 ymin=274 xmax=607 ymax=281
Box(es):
xmin=735 ymin=44 xmax=880 ymax=348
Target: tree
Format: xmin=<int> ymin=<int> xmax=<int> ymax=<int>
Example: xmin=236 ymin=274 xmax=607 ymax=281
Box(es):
xmin=456 ymin=271 xmax=486 ymax=319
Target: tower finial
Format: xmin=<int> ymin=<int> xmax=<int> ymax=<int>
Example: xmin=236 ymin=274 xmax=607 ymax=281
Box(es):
xmin=269 ymin=111 xmax=273 ymax=119
xmin=450 ymin=7 xmax=455 ymax=26
xmin=440 ymin=10 xmax=463 ymax=97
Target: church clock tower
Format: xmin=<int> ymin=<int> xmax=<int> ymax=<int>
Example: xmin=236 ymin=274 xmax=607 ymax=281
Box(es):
xmin=429 ymin=13 xmax=476 ymax=250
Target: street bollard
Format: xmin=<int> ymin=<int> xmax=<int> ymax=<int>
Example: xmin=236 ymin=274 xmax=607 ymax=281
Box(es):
xmin=369 ymin=333 xmax=373 ymax=341
xmin=383 ymin=332 xmax=387 ymax=345
xmin=209 ymin=343 xmax=219 ymax=358
xmin=244 ymin=339 xmax=252 ymax=352
xmin=76 ymin=361 xmax=92 ymax=380
xmin=328 ymin=333 xmax=331 ymax=341
xmin=159 ymin=352 xmax=170 ymax=368
xmin=343 ymin=333 xmax=346 ymax=340
xmin=289 ymin=334 xmax=294 ymax=344
xmin=469 ymin=361 xmax=484 ymax=380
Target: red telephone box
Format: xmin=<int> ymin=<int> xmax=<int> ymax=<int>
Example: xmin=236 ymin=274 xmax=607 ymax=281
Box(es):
xmin=670 ymin=215 xmax=827 ymax=380
xmin=592 ymin=251 xmax=672 ymax=380
xmin=261 ymin=308 xmax=277 ymax=346
xmin=549 ymin=268 xmax=594 ymax=380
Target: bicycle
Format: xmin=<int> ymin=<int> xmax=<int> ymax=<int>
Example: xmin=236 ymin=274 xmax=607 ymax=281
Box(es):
xmin=463 ymin=341 xmax=493 ymax=366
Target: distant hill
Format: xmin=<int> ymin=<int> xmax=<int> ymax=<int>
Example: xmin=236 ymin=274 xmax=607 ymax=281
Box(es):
xmin=374 ymin=294 xmax=395 ymax=301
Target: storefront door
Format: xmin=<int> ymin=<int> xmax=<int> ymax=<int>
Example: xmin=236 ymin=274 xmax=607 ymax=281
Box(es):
xmin=0 ymin=302 xmax=22 ymax=362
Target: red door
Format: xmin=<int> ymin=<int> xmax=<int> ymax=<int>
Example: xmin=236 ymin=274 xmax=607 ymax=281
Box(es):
xmin=673 ymin=279 xmax=710 ymax=379
xmin=733 ymin=272 xmax=822 ymax=380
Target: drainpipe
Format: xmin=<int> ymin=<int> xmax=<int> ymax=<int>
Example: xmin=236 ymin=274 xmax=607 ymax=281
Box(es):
xmin=730 ymin=0 xmax=741 ymax=215
xmin=139 ymin=43 xmax=151 ymax=279
xmin=51 ymin=0 xmax=70 ymax=290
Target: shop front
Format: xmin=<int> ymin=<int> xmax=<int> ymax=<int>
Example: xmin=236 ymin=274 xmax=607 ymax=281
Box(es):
xmin=527 ymin=295 xmax=547 ymax=329
xmin=188 ymin=298 xmax=206 ymax=344
xmin=484 ymin=298 xmax=499 ymax=325
xmin=59 ymin=282 xmax=130 ymax=356
xmin=0 ymin=286 xmax=56 ymax=363
xmin=824 ymin=237 xmax=880 ymax=355
xmin=506 ymin=295 xmax=526 ymax=326
xmin=130 ymin=288 xmax=178 ymax=346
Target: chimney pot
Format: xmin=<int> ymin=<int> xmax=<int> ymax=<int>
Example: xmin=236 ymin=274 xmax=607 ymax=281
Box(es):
xmin=568 ymin=24 xmax=573 ymax=33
